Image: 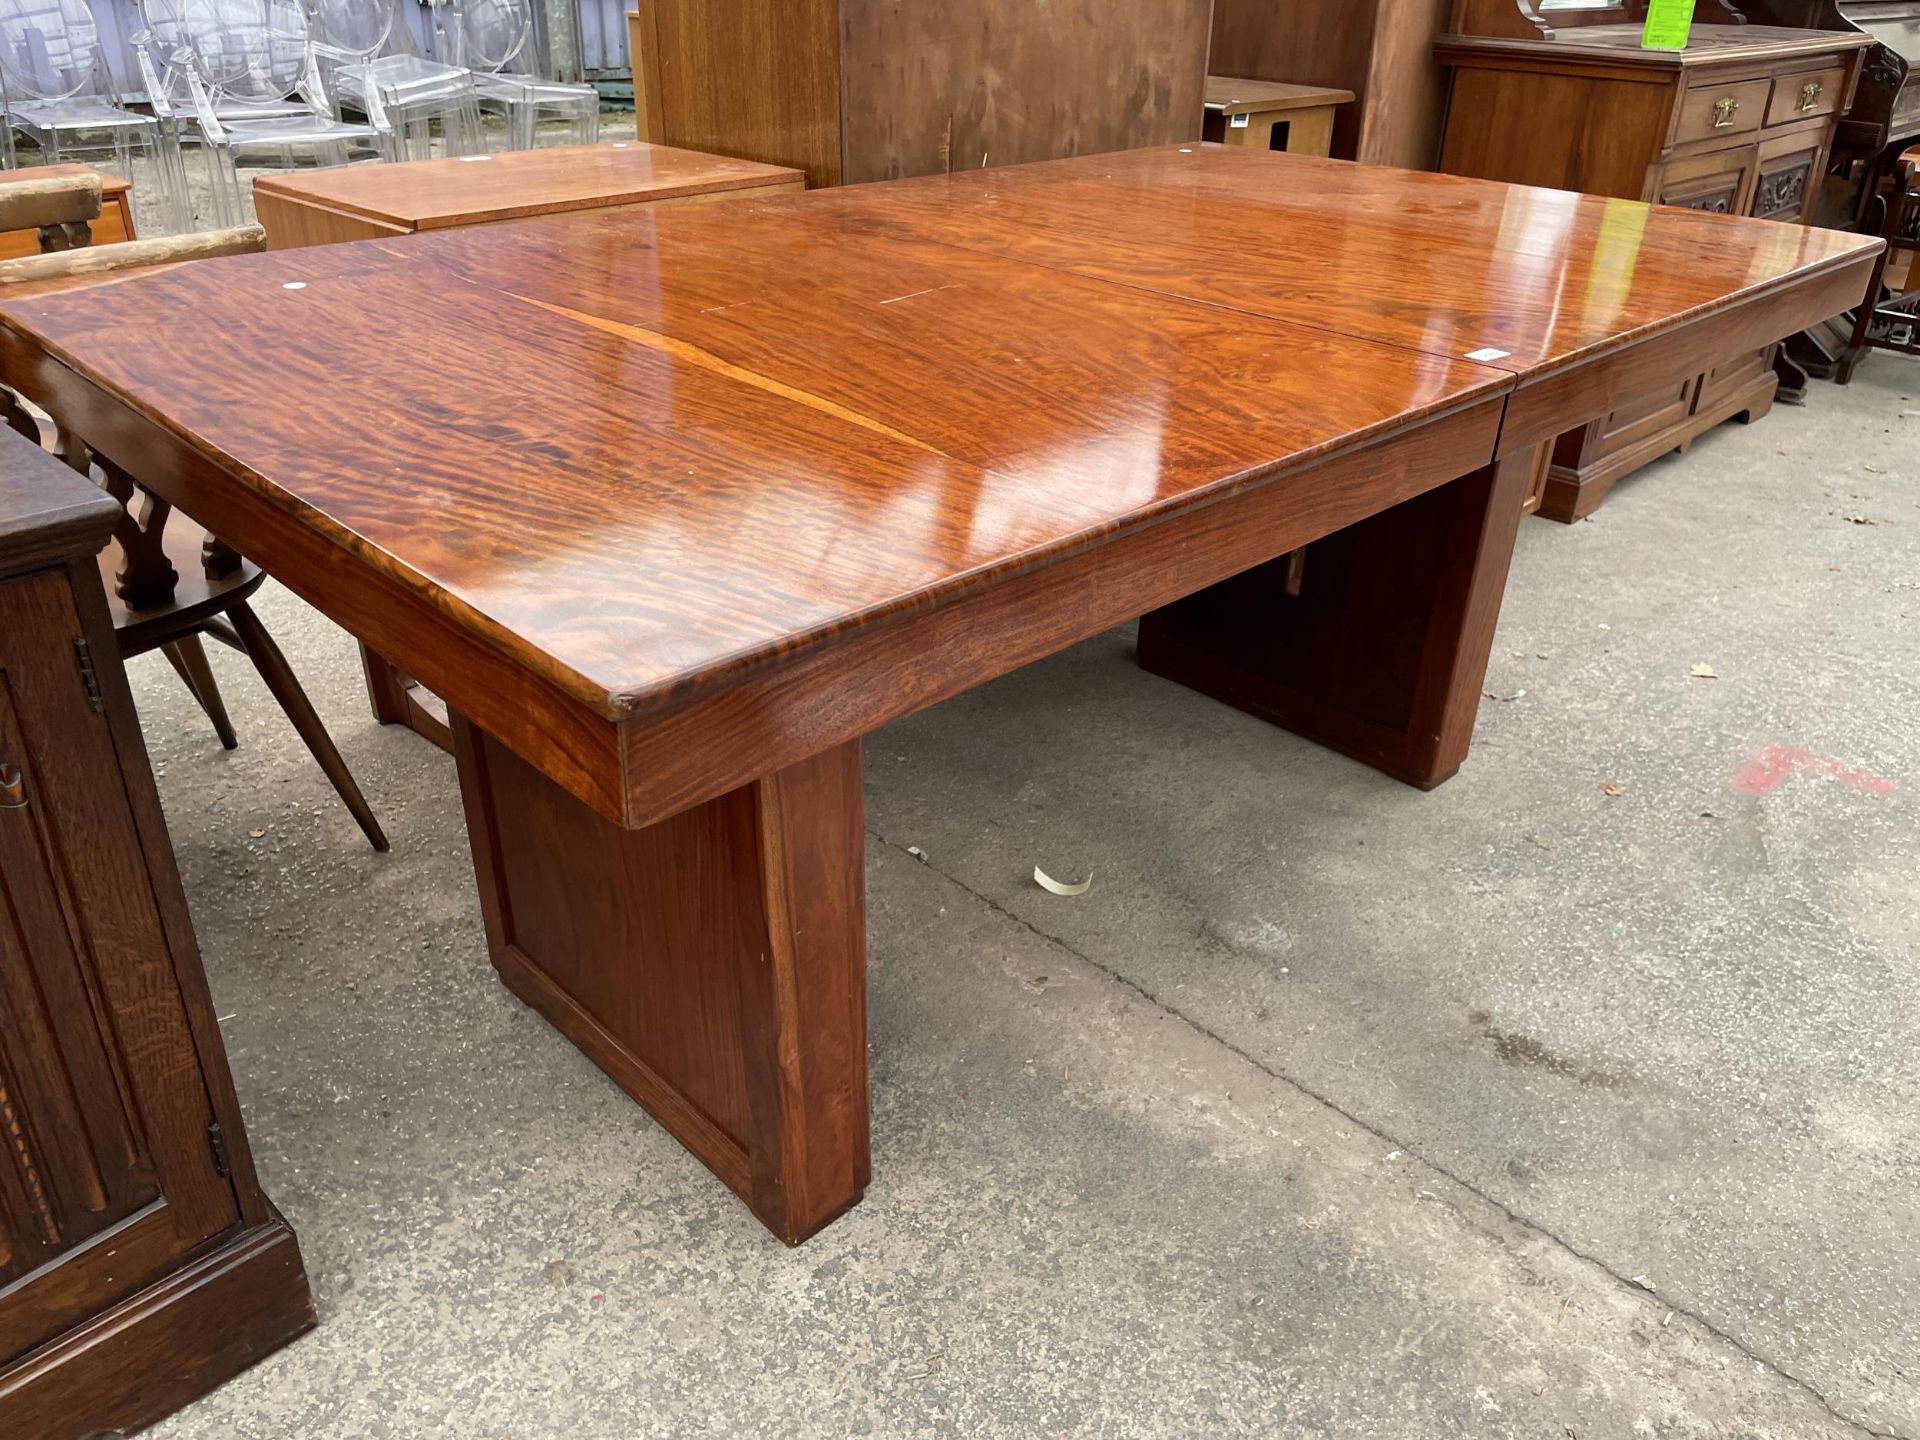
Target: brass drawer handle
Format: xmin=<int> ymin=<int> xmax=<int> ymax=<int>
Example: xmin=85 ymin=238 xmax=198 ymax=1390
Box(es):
xmin=0 ymin=763 xmax=25 ymax=809
xmin=1712 ymin=96 xmax=1740 ymax=127
xmin=1799 ymin=80 xmax=1823 ymax=112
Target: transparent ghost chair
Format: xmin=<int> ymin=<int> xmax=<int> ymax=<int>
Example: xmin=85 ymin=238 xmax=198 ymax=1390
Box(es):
xmin=0 ymin=0 xmax=188 ymax=230
xmin=440 ymin=0 xmax=597 ymax=150
xmin=309 ymin=0 xmax=482 ymax=161
xmin=129 ymin=0 xmax=307 ymax=225
xmin=134 ymin=0 xmax=312 ymax=134
xmin=177 ymin=0 xmax=384 ymax=225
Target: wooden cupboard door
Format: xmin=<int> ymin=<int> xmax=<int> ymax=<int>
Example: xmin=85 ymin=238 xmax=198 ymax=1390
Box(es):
xmin=1652 ymin=145 xmax=1759 ymax=216
xmin=1750 ymin=127 xmax=1826 ymax=224
xmin=1555 ymin=375 xmax=1698 ymax=471
xmin=0 ymin=568 xmax=238 ymax=1367
xmin=1697 ymin=347 xmax=1773 ymax=411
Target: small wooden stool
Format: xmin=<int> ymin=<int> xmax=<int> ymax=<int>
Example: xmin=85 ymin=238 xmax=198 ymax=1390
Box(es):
xmin=1202 ymin=77 xmax=1354 ymax=157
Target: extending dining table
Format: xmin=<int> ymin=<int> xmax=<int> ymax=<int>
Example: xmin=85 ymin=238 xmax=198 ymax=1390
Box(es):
xmin=0 ymin=145 xmax=1877 ymax=1245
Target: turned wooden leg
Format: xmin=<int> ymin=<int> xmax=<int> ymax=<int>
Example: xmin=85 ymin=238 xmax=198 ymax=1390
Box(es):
xmin=452 ymin=717 xmax=869 ymax=1245
xmin=227 ymin=602 xmax=390 ymax=852
xmin=1137 ymin=443 xmax=1540 ymax=790
xmin=359 ymin=642 xmax=453 ymax=753
xmin=1838 ymin=189 xmax=1898 ymax=387
xmin=161 ymin=634 xmax=239 ymax=750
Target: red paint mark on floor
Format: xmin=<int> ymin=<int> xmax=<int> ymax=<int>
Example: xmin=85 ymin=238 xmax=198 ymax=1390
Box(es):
xmin=1733 ymin=744 xmax=1897 ymax=798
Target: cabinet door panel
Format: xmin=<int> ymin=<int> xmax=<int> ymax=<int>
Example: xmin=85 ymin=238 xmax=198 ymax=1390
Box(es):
xmin=1589 ymin=380 xmax=1697 ymax=458
xmin=1698 ymin=347 xmax=1773 ymax=411
xmin=0 ymin=568 xmax=236 ymax=1366
xmin=1751 ymin=128 xmax=1826 ymax=224
xmin=1653 ymin=145 xmax=1759 ymax=215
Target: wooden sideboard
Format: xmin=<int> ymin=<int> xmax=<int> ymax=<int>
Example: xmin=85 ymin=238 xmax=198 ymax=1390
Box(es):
xmin=0 ymin=433 xmax=312 ymax=1437
xmin=1437 ymin=21 xmax=1871 ymax=519
xmin=625 ymin=0 xmax=1211 ymax=187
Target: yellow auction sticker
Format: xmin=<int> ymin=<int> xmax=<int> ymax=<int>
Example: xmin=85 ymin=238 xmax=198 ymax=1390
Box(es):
xmin=1642 ymin=0 xmax=1697 ymax=50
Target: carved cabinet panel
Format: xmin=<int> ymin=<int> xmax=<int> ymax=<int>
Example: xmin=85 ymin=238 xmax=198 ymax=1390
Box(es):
xmin=1752 ymin=125 xmax=1827 ymax=223
xmin=1652 ymin=146 xmax=1760 ymax=214
xmin=0 ymin=567 xmax=239 ymax=1368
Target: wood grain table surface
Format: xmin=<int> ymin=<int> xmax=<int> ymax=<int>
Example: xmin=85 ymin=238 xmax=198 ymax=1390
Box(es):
xmin=0 ymin=144 xmax=1880 ymax=1243
xmin=808 ymin=145 xmax=1879 ymax=449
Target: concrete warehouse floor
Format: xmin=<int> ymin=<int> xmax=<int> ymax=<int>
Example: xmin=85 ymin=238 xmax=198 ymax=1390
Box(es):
xmin=122 ymin=361 xmax=1917 ymax=1439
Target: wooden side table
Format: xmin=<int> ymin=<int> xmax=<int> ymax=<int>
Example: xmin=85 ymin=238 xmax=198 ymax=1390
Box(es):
xmin=1203 ymin=77 xmax=1355 ymax=156
xmin=0 ymin=431 xmax=313 ymax=1438
xmin=0 ymin=165 xmax=134 ymax=258
xmin=252 ymin=140 xmax=804 ymax=248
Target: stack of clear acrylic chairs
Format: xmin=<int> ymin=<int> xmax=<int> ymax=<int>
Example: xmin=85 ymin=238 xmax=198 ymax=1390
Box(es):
xmin=310 ymin=0 xmax=481 ymax=161
xmin=174 ymin=0 xmax=383 ymax=225
xmin=131 ymin=0 xmax=305 ymax=222
xmin=0 ymin=0 xmax=188 ymax=230
xmin=439 ymin=0 xmax=597 ymax=150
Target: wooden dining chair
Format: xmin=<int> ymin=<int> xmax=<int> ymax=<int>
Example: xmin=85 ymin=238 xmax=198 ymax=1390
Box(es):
xmin=0 ymin=171 xmax=388 ymax=850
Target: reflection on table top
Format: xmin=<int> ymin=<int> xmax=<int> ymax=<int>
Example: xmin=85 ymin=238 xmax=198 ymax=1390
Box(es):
xmin=811 ymin=144 xmax=1881 ymax=380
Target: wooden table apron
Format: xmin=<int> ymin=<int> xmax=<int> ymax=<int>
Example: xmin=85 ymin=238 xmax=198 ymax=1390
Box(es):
xmin=0 ymin=147 xmax=1879 ymax=1245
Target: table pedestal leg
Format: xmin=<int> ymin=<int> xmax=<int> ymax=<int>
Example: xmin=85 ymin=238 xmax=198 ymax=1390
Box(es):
xmin=1137 ymin=444 xmax=1539 ymax=790
xmin=452 ymin=717 xmax=870 ymax=1245
xmin=360 ymin=643 xmax=454 ymax=753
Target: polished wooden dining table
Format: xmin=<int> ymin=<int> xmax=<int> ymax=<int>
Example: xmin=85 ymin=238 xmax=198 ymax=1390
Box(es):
xmin=0 ymin=146 xmax=1878 ymax=1245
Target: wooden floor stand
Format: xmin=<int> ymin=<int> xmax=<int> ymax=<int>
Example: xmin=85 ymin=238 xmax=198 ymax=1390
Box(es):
xmin=452 ymin=718 xmax=870 ymax=1244
xmin=1137 ymin=444 xmax=1539 ymax=789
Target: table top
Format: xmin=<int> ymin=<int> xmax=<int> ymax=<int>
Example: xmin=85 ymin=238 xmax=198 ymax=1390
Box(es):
xmin=249 ymin=141 xmax=804 ymax=231
xmin=1204 ymin=77 xmax=1355 ymax=114
xmin=0 ymin=425 xmax=117 ymax=577
xmin=0 ymin=145 xmax=1879 ymax=751
xmin=0 ymin=163 xmax=131 ymax=200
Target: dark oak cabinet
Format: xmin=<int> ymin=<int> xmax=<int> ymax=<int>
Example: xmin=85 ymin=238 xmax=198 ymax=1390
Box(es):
xmin=0 ymin=438 xmax=311 ymax=1438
